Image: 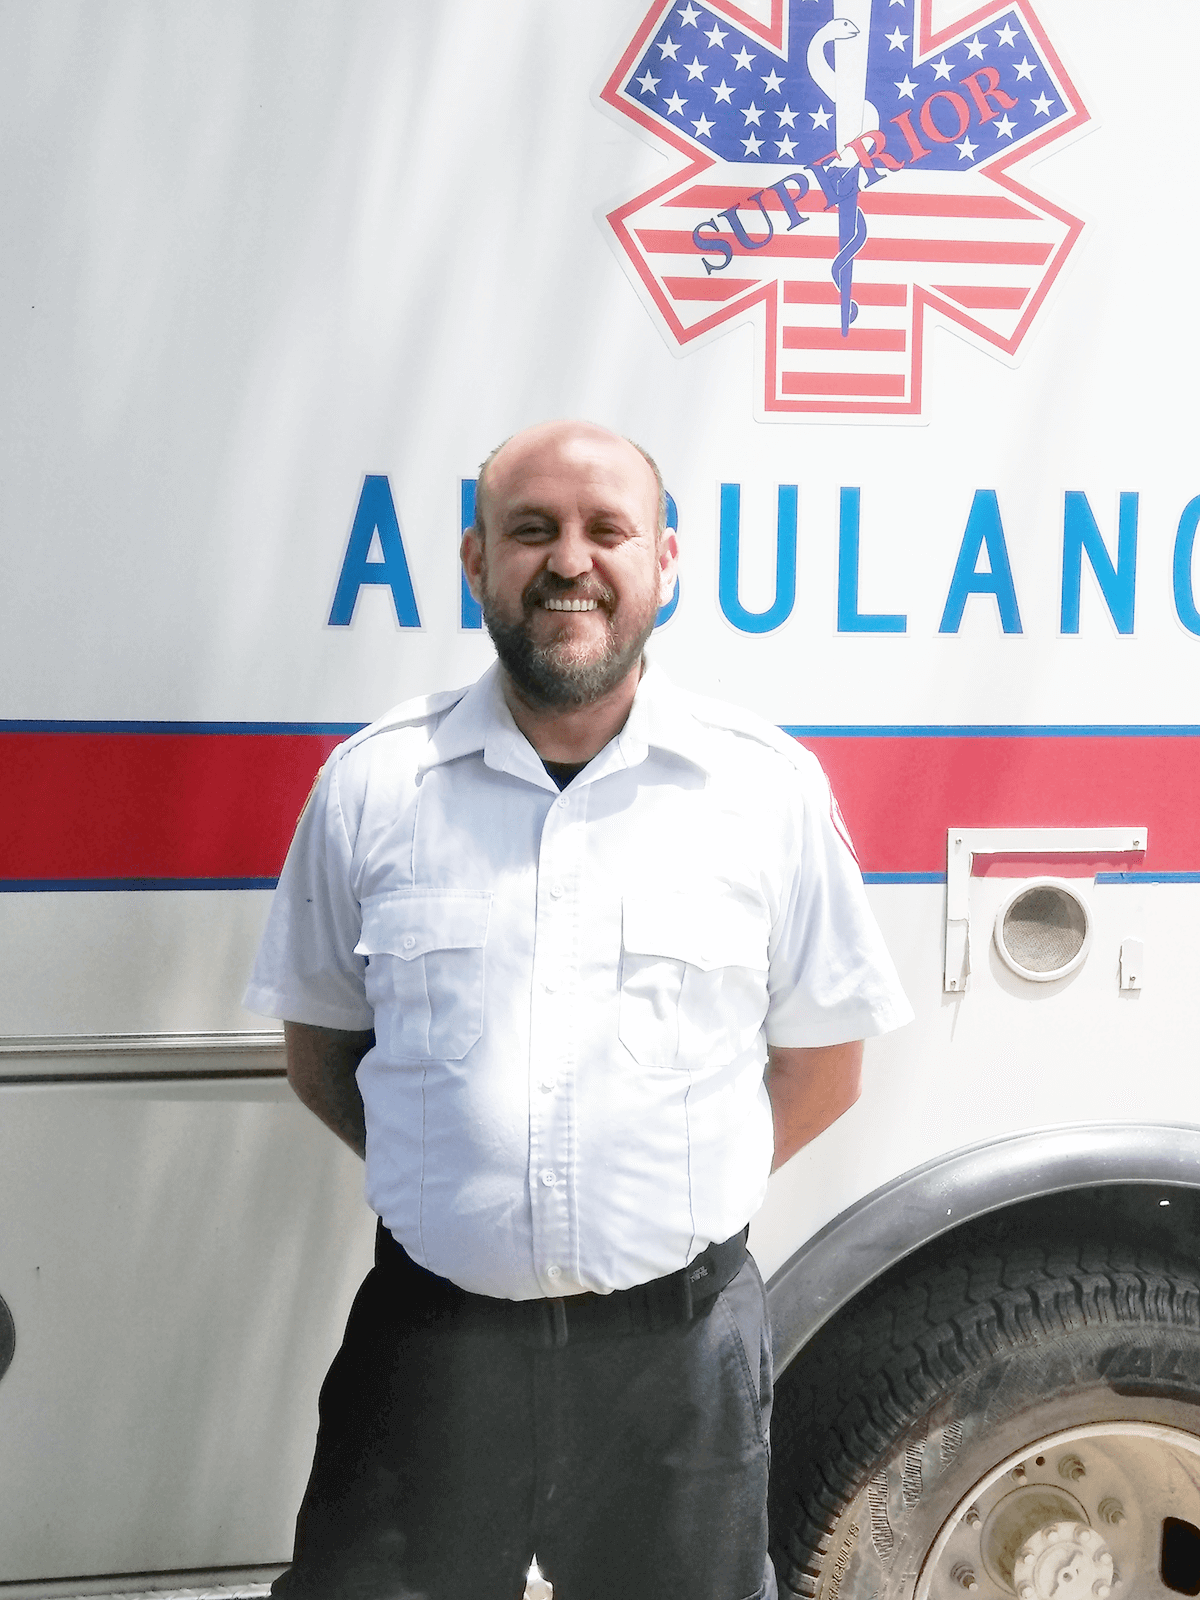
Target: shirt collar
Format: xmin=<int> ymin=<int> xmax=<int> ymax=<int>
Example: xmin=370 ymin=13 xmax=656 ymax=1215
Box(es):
xmin=415 ymin=658 xmax=714 ymax=783
xmin=416 ymin=662 xmax=538 ymax=781
xmin=616 ymin=659 xmax=715 ymax=776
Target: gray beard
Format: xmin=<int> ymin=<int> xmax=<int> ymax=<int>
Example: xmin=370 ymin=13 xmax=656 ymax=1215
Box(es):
xmin=481 ymin=596 xmax=654 ymax=710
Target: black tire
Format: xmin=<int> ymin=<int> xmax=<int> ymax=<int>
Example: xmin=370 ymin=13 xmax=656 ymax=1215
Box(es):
xmin=769 ymin=1224 xmax=1200 ymax=1600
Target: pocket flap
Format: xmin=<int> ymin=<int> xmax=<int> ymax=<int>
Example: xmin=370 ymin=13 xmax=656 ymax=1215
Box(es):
xmin=356 ymin=892 xmax=492 ymax=960
xmin=621 ymin=895 xmax=767 ymax=972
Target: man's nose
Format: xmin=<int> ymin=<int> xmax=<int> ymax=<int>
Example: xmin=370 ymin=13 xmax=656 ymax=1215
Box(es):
xmin=545 ymin=525 xmax=593 ymax=580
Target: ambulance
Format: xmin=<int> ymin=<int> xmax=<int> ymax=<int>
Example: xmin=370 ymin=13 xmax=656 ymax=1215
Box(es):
xmin=3 ymin=2 xmax=1200 ymax=1597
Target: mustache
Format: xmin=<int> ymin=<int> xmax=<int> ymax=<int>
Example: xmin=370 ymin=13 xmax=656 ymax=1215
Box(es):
xmin=522 ymin=573 xmax=617 ymax=611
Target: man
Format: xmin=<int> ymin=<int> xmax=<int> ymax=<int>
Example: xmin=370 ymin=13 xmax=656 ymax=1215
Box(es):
xmin=245 ymin=420 xmax=911 ymax=1600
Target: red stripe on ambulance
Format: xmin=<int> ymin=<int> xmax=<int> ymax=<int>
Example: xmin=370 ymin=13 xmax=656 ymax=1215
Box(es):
xmin=1 ymin=730 xmax=1199 ymax=883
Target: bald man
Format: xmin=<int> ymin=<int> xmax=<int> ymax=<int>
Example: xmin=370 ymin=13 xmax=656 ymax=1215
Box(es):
xmin=246 ymin=421 xmax=911 ymax=1600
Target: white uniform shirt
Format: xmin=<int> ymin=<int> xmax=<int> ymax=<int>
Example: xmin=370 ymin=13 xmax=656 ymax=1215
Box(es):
xmin=245 ymin=663 xmax=912 ymax=1300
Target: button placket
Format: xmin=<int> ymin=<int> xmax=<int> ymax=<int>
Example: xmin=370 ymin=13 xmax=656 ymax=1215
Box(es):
xmin=528 ymin=791 xmax=584 ymax=1290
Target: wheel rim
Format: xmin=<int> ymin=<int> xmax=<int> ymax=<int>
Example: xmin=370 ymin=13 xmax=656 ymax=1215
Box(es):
xmin=915 ymin=1423 xmax=1200 ymax=1600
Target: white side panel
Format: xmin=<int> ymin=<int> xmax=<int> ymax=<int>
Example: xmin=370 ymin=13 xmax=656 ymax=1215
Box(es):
xmin=0 ymin=0 xmax=1193 ymax=725
xmin=0 ymin=1079 xmax=373 ymax=1581
xmin=0 ymin=893 xmax=274 ymax=1039
xmin=752 ymin=880 xmax=1200 ymax=1280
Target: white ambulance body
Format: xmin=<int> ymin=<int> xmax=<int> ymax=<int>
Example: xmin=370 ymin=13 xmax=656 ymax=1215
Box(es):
xmin=3 ymin=2 xmax=1200 ymax=1595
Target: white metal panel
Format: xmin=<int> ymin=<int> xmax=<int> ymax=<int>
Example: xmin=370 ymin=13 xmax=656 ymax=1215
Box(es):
xmin=752 ymin=879 xmax=1200 ymax=1280
xmin=0 ymin=1079 xmax=373 ymax=1582
xmin=0 ymin=892 xmax=274 ymax=1041
xmin=0 ymin=0 xmax=1193 ymax=725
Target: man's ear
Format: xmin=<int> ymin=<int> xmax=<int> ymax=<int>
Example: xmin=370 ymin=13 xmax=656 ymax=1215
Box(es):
xmin=657 ymin=530 xmax=679 ymax=605
xmin=460 ymin=526 xmax=485 ymax=603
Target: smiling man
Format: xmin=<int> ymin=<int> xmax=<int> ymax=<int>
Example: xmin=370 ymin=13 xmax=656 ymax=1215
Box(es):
xmin=467 ymin=423 xmax=668 ymax=718
xmin=245 ymin=420 xmax=911 ymax=1600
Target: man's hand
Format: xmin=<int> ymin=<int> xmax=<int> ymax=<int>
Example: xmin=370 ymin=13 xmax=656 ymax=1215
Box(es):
xmin=765 ymin=1040 xmax=864 ymax=1172
xmin=284 ymin=1020 xmax=375 ymax=1160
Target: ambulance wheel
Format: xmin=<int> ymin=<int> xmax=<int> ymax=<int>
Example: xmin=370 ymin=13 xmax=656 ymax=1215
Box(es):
xmin=768 ymin=1234 xmax=1200 ymax=1600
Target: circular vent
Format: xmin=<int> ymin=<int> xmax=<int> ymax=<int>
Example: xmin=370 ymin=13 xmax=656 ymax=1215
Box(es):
xmin=994 ymin=879 xmax=1091 ymax=982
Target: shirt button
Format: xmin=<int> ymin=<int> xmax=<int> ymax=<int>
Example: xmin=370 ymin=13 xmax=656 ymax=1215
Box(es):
xmin=543 ymin=974 xmax=559 ymax=992
xmin=540 ymin=1169 xmax=557 ymax=1187
xmin=539 ymin=1076 xmax=557 ymax=1093
xmin=550 ymin=883 xmax=564 ymax=898
xmin=556 ymin=795 xmax=569 ymax=810
xmin=402 ymin=935 xmax=416 ymax=950
xmin=547 ymin=1265 xmax=561 ymax=1279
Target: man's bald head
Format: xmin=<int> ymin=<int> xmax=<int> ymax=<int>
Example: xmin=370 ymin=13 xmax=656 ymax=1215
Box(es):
xmin=472 ymin=421 xmax=667 ymax=545
xmin=459 ymin=418 xmax=679 ymax=712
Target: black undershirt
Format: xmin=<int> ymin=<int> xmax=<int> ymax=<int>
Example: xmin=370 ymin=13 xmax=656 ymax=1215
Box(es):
xmin=543 ymin=760 xmax=588 ymax=790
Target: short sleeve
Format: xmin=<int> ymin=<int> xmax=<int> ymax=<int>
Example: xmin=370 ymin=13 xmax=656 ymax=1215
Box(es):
xmin=242 ymin=754 xmax=375 ymax=1031
xmin=765 ymin=755 xmax=913 ymax=1048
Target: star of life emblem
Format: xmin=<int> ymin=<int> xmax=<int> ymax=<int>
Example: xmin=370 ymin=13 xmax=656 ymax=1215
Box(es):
xmin=600 ymin=0 xmax=1092 ymax=420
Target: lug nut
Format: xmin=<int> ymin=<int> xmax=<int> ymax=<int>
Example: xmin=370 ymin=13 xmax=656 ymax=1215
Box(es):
xmin=953 ymin=1564 xmax=980 ymax=1592
xmin=964 ymin=1508 xmax=982 ymax=1529
xmin=1012 ymin=1466 xmax=1028 ymax=1483
xmin=1099 ymin=1499 xmax=1126 ymax=1527
xmin=1094 ymin=1587 xmax=1111 ymax=1599
xmin=1058 ymin=1454 xmax=1086 ymax=1481
xmin=1019 ymin=1585 xmax=1036 ymax=1599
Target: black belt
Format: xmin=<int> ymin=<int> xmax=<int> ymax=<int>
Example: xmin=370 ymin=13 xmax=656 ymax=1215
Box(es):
xmin=373 ymin=1222 xmax=750 ymax=1347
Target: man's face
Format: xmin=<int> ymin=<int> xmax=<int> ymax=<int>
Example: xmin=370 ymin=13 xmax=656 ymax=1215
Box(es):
xmin=461 ymin=424 xmax=678 ymax=710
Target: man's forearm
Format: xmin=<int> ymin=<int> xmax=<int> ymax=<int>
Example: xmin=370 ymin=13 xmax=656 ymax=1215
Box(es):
xmin=284 ymin=1020 xmax=374 ymax=1160
xmin=766 ymin=1039 xmax=864 ymax=1171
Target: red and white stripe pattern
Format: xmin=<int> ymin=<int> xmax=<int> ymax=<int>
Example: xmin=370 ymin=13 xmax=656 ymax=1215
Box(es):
xmin=6 ymin=727 xmax=1200 ymax=883
xmin=619 ymin=163 xmax=1076 ymax=416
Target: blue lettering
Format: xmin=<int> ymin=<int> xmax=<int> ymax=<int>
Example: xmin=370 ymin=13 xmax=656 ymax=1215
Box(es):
xmin=718 ymin=483 xmax=797 ymax=635
xmin=460 ymin=478 xmax=483 ymax=630
xmin=719 ymin=192 xmax=776 ymax=251
xmin=809 ymin=151 xmax=858 ymax=211
xmin=329 ymin=475 xmax=421 ymax=628
xmin=692 ymin=218 xmax=733 ymax=274
xmin=1061 ymin=490 xmax=1138 ymax=635
xmin=655 ymin=492 xmax=680 ymax=627
xmin=767 ymin=173 xmax=812 ymax=231
xmin=837 ymin=487 xmax=906 ymax=633
xmin=1173 ymin=495 xmax=1200 ymax=635
xmin=939 ymin=490 xmax=1022 ymax=634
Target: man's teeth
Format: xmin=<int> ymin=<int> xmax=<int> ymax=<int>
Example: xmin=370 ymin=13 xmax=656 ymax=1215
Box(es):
xmin=543 ymin=598 xmax=599 ymax=611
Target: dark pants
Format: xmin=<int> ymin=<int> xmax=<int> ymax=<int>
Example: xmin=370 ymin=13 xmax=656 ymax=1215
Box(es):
xmin=273 ymin=1227 xmax=777 ymax=1600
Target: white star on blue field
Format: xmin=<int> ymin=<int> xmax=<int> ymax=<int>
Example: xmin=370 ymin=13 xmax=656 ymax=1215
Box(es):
xmin=625 ymin=2 xmax=1061 ymax=168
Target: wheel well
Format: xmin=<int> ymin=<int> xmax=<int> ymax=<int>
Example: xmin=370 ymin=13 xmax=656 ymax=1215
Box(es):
xmin=766 ymin=1124 xmax=1200 ymax=1371
xmin=768 ymin=1202 xmax=1200 ymax=1600
xmin=776 ymin=1180 xmax=1200 ymax=1380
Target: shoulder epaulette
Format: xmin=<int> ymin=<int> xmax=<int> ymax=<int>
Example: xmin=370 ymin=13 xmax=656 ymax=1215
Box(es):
xmin=681 ymin=690 xmax=821 ymax=774
xmin=333 ymin=686 xmax=472 ymax=756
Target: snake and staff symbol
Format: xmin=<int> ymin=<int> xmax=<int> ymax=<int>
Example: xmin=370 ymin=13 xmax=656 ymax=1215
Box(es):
xmin=807 ymin=0 xmax=876 ymax=336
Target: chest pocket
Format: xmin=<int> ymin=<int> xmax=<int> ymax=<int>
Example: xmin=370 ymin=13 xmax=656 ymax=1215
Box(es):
xmin=619 ymin=894 xmax=769 ymax=1069
xmin=356 ymin=892 xmax=491 ymax=1062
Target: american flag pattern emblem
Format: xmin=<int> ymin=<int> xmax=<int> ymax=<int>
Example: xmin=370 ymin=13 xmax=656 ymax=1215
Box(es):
xmin=601 ymin=0 xmax=1091 ymax=420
